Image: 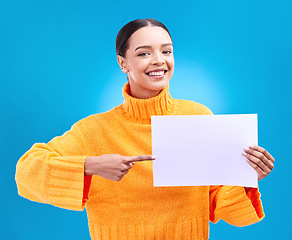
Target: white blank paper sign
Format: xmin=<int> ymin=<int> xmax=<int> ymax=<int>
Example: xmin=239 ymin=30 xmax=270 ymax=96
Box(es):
xmin=151 ymin=114 xmax=258 ymax=188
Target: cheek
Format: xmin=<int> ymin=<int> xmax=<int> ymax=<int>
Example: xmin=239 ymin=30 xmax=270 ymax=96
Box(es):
xmin=128 ymin=65 xmax=147 ymax=80
xmin=166 ymin=56 xmax=174 ymax=67
xmin=168 ymin=60 xmax=175 ymax=73
xmin=132 ymin=61 xmax=149 ymax=74
xmin=170 ymin=57 xmax=175 ymax=68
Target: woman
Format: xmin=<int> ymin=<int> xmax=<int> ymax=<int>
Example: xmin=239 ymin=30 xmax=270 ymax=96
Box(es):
xmin=15 ymin=19 xmax=275 ymax=240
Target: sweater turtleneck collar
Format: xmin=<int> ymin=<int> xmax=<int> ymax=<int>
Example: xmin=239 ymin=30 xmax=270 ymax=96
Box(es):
xmin=121 ymin=82 xmax=176 ymax=121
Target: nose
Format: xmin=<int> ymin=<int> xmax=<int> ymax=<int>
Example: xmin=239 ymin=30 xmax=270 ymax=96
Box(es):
xmin=151 ymin=52 xmax=165 ymax=65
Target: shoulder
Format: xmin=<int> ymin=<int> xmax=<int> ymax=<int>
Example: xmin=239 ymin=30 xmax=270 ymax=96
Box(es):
xmin=71 ymin=106 xmax=120 ymax=131
xmin=175 ymin=99 xmax=213 ymax=115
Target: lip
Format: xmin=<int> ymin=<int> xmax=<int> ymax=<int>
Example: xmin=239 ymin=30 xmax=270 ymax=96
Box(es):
xmin=145 ymin=69 xmax=168 ymax=80
xmin=145 ymin=68 xmax=168 ymax=75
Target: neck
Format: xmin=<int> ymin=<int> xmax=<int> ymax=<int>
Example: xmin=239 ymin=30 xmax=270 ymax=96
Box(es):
xmin=121 ymin=82 xmax=176 ymax=122
xmin=129 ymin=88 xmax=162 ymax=99
xmin=127 ymin=78 xmax=167 ymax=99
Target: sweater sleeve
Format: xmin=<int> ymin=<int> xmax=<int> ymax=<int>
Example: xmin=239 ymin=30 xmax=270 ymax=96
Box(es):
xmin=15 ymin=121 xmax=92 ymax=211
xmin=209 ymin=185 xmax=264 ymax=226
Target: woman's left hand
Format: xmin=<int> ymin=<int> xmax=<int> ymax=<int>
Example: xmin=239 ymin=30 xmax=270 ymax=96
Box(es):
xmin=242 ymin=145 xmax=275 ymax=181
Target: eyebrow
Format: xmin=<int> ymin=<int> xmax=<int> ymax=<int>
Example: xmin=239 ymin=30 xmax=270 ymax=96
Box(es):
xmin=135 ymin=43 xmax=173 ymax=51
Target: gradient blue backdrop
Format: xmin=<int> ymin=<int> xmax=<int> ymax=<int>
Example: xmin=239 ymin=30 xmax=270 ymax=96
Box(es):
xmin=1 ymin=0 xmax=291 ymax=239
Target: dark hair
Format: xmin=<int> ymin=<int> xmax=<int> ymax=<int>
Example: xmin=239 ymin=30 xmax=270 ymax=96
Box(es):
xmin=116 ymin=18 xmax=172 ymax=57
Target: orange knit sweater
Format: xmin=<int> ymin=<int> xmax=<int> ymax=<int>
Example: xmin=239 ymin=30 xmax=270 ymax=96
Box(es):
xmin=15 ymin=83 xmax=264 ymax=240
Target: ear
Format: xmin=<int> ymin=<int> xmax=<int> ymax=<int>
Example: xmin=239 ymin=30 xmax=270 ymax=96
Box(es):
xmin=117 ymin=55 xmax=128 ymax=73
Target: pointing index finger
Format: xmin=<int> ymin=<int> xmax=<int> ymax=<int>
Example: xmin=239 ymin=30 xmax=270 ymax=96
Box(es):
xmin=124 ymin=155 xmax=156 ymax=163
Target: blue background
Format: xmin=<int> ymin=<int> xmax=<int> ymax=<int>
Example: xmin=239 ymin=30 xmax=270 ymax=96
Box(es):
xmin=1 ymin=0 xmax=291 ymax=239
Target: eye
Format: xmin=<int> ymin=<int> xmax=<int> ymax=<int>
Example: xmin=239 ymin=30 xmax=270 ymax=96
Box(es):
xmin=163 ymin=50 xmax=173 ymax=55
xmin=138 ymin=52 xmax=150 ymax=57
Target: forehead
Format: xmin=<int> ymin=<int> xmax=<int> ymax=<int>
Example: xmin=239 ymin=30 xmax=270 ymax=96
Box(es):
xmin=128 ymin=26 xmax=172 ymax=49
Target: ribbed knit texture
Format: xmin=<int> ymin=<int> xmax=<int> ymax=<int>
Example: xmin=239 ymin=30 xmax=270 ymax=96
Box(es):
xmin=15 ymin=83 xmax=264 ymax=240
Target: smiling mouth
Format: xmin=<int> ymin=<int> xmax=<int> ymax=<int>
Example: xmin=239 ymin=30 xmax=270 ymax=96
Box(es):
xmin=146 ymin=70 xmax=167 ymax=77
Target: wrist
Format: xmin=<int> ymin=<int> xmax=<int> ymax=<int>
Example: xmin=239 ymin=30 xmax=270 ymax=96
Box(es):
xmin=84 ymin=156 xmax=95 ymax=176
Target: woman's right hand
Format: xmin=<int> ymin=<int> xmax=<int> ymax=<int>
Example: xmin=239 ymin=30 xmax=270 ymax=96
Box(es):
xmin=84 ymin=154 xmax=156 ymax=181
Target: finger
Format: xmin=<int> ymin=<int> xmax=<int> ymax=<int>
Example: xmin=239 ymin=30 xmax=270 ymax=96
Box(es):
xmin=124 ymin=155 xmax=156 ymax=163
xmin=120 ymin=168 xmax=129 ymax=174
xmin=115 ymin=172 xmax=127 ymax=181
xmin=246 ymin=158 xmax=266 ymax=180
xmin=122 ymin=162 xmax=135 ymax=170
xmin=121 ymin=167 xmax=129 ymax=172
xmin=244 ymin=146 xmax=274 ymax=170
xmin=242 ymin=152 xmax=271 ymax=175
xmin=249 ymin=145 xmax=275 ymax=163
xmin=129 ymin=162 xmax=135 ymax=167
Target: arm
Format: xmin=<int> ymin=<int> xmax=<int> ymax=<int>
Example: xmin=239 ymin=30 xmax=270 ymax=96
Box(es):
xmin=209 ymin=185 xmax=264 ymax=226
xmin=209 ymin=146 xmax=274 ymax=226
xmin=15 ymin=121 xmax=91 ymax=211
xmin=15 ymin=119 xmax=156 ymax=210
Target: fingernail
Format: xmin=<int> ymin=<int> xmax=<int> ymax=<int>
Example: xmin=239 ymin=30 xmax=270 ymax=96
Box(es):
xmin=244 ymin=147 xmax=249 ymax=151
xmin=151 ymin=156 xmax=156 ymax=159
xmin=250 ymin=144 xmax=255 ymax=148
xmin=242 ymin=152 xmax=247 ymax=156
xmin=246 ymin=159 xmax=250 ymax=162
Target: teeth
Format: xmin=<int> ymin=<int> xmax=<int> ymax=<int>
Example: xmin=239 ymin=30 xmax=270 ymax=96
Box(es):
xmin=148 ymin=71 xmax=165 ymax=76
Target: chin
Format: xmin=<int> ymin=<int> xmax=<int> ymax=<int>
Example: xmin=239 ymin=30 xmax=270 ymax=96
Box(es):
xmin=148 ymin=77 xmax=170 ymax=89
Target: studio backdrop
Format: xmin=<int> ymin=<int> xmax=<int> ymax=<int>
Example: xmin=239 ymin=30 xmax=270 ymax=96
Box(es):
xmin=1 ymin=0 xmax=291 ymax=239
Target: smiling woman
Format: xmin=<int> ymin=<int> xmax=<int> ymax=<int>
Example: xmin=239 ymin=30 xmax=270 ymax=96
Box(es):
xmin=117 ymin=20 xmax=175 ymax=99
xmin=15 ymin=19 xmax=275 ymax=240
